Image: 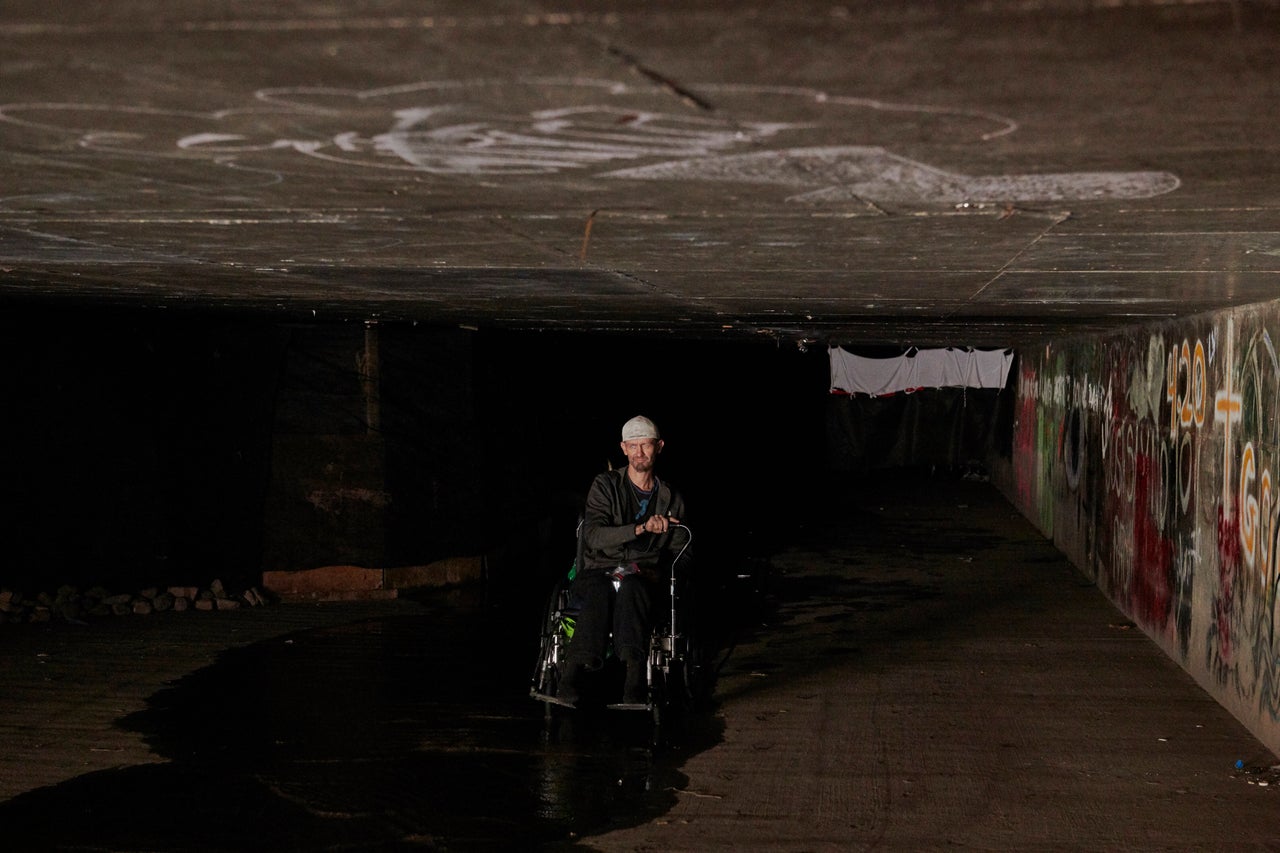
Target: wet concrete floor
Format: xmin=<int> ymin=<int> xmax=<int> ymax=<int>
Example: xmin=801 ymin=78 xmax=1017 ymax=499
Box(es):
xmin=0 ymin=582 xmax=726 ymax=851
xmin=3 ymin=472 xmax=1280 ymax=851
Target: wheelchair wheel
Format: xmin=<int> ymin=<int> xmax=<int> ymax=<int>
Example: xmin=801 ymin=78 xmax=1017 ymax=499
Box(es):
xmin=530 ymin=576 xmax=572 ymax=715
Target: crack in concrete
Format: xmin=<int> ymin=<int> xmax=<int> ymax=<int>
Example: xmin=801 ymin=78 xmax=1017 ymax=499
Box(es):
xmin=606 ymin=45 xmax=715 ymax=112
xmin=948 ymin=208 xmax=1074 ymax=322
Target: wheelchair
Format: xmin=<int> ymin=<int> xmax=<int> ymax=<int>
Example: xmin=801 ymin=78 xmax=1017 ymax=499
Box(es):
xmin=529 ymin=521 xmax=694 ymax=727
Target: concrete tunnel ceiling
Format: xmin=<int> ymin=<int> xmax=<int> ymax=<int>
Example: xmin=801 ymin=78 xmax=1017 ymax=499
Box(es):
xmin=1 ymin=1 xmax=1278 ymax=349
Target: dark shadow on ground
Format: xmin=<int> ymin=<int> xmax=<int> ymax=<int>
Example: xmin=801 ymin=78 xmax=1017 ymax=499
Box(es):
xmin=1 ymin=470 xmax=1026 ymax=851
xmin=0 ymin=585 xmax=725 ymax=851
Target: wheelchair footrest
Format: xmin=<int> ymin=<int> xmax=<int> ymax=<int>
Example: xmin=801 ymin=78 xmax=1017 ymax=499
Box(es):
xmin=606 ymin=701 xmax=652 ymax=712
xmin=530 ymin=690 xmax=578 ymax=709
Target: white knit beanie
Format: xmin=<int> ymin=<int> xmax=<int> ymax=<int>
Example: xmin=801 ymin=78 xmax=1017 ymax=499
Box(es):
xmin=621 ymin=415 xmax=660 ymax=441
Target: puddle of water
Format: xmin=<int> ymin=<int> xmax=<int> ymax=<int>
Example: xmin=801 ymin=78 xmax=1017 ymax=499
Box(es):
xmin=0 ymin=590 xmax=724 ymax=851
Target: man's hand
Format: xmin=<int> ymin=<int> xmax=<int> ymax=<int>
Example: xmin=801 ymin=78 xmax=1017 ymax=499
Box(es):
xmin=638 ymin=514 xmax=680 ymax=536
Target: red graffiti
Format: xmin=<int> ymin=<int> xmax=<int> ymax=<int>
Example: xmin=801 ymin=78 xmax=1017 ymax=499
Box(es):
xmin=1214 ymin=504 xmax=1240 ymax=664
xmin=1013 ymin=364 xmax=1039 ymax=508
xmin=1218 ymin=503 xmax=1241 ymax=568
xmin=1131 ymin=452 xmax=1172 ymax=628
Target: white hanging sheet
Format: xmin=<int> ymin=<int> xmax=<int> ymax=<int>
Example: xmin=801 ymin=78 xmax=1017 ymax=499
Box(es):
xmin=829 ymin=346 xmax=1013 ymax=396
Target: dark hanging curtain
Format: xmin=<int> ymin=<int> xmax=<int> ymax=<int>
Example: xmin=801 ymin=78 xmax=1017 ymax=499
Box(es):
xmin=826 ymin=387 xmax=1006 ymax=473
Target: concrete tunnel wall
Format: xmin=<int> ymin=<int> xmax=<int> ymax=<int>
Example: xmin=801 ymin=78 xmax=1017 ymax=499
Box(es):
xmin=995 ymin=299 xmax=1280 ymax=757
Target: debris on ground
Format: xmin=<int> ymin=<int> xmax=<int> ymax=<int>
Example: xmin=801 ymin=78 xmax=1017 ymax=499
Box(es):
xmin=1233 ymin=760 xmax=1280 ymax=788
xmin=0 ymin=581 xmax=272 ymax=625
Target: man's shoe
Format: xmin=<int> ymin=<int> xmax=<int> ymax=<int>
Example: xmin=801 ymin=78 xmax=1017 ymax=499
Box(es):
xmin=556 ymin=682 xmax=580 ymax=707
xmin=549 ymin=661 xmax=584 ymax=708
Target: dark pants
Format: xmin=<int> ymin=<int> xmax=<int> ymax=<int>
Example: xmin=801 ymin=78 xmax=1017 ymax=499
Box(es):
xmin=565 ymin=569 xmax=657 ymax=668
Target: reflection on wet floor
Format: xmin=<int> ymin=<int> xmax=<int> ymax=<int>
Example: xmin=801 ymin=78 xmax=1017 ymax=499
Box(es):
xmin=0 ymin=589 xmax=727 ymax=851
xmin=0 ymin=476 xmax=970 ymax=851
xmin=9 ymin=474 xmax=1280 ymax=850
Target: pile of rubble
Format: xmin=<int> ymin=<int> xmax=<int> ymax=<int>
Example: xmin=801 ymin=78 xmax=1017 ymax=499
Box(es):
xmin=0 ymin=579 xmax=271 ymax=625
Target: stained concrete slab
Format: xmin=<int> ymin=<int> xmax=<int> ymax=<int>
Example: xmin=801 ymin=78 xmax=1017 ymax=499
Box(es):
xmin=585 ymin=474 xmax=1280 ymax=850
xmin=1 ymin=1 xmax=1278 ymax=346
xmin=0 ymin=472 xmax=1275 ymax=850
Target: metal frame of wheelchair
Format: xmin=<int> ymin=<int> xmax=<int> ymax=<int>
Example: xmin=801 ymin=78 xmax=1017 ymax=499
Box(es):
xmin=530 ymin=523 xmax=693 ymax=727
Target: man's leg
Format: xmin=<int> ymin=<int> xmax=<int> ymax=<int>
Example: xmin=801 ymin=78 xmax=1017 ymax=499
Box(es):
xmin=614 ymin=576 xmax=654 ymax=704
xmin=560 ymin=571 xmax=613 ymax=705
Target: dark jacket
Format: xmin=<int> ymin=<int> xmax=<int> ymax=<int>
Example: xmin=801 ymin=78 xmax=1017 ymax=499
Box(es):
xmin=580 ymin=468 xmax=689 ymax=574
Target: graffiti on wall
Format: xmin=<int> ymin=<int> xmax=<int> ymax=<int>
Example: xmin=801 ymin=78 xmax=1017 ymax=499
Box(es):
xmin=1013 ymin=308 xmax=1280 ymax=728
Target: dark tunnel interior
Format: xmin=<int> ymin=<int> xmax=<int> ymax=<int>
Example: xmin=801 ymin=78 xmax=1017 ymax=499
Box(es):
xmin=0 ymin=304 xmax=1011 ymax=599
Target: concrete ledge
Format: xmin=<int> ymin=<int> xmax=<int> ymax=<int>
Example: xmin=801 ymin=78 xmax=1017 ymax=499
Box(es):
xmin=386 ymin=556 xmax=484 ymax=589
xmin=263 ymin=556 xmax=484 ymax=602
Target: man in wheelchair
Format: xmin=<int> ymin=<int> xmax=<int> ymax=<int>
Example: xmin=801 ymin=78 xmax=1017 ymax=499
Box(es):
xmin=553 ymin=414 xmax=690 ymax=710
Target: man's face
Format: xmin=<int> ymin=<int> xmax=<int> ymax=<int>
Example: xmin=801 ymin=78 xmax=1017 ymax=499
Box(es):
xmin=621 ymin=438 xmax=662 ymax=473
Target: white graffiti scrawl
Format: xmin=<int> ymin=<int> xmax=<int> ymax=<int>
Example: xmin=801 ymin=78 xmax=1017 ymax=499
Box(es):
xmin=0 ymin=78 xmax=1180 ymax=206
xmin=604 ymin=146 xmax=1178 ymax=204
xmin=179 ymin=105 xmax=798 ymax=175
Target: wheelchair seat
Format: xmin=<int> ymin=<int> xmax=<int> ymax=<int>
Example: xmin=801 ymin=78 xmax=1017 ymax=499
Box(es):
xmin=529 ymin=521 xmax=694 ymax=726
